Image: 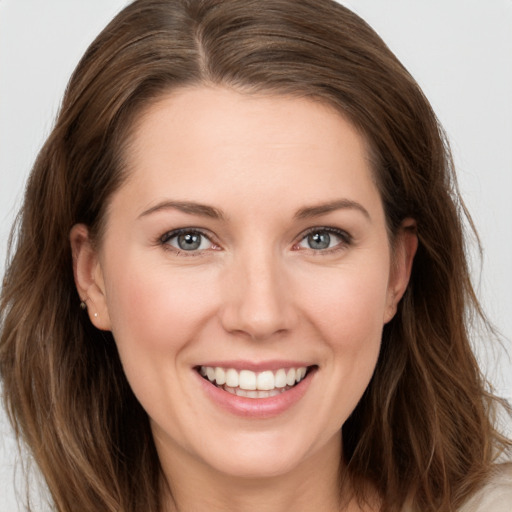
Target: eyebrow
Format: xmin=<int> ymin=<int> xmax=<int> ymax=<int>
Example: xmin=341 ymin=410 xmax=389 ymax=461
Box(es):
xmin=294 ymin=199 xmax=371 ymax=221
xmin=138 ymin=198 xmax=370 ymax=222
xmin=138 ymin=200 xmax=225 ymax=220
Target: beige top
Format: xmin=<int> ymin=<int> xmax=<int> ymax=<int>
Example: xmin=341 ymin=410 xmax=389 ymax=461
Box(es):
xmin=400 ymin=464 xmax=512 ymax=512
xmin=459 ymin=463 xmax=512 ymax=512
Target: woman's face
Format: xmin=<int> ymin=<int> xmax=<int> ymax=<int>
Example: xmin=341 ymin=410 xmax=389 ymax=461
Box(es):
xmin=72 ymin=87 xmax=415 ymax=482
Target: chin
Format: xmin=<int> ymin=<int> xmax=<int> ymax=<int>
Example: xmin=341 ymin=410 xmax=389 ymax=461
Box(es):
xmin=198 ymin=429 xmax=334 ymax=481
xmin=209 ymin=451 xmax=307 ymax=480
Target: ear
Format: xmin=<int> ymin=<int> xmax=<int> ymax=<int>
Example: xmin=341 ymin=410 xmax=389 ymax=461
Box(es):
xmin=384 ymin=218 xmax=418 ymax=324
xmin=70 ymin=224 xmax=112 ymax=330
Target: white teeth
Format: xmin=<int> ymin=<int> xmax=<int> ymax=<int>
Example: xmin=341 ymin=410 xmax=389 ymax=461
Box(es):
xmin=256 ymin=370 xmax=274 ymax=390
xmin=225 ymin=368 xmax=239 ymax=388
xmin=214 ymin=367 xmax=226 ymax=385
xmin=274 ymin=368 xmax=287 ymax=388
xmin=206 ymin=367 xmax=215 ymax=382
xmin=239 ymin=370 xmax=257 ymax=390
xmin=224 ymin=386 xmax=288 ymax=398
xmin=199 ymin=365 xmax=310 ymax=394
xmin=286 ymin=368 xmax=296 ymax=386
xmin=297 ymin=367 xmax=307 ymax=380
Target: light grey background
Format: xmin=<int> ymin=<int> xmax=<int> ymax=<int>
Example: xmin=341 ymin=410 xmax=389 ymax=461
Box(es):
xmin=1 ymin=1 xmax=511 ymax=510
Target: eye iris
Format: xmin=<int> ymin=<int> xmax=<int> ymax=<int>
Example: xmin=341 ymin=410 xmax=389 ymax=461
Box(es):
xmin=177 ymin=232 xmax=202 ymax=250
xmin=308 ymin=232 xmax=330 ymax=250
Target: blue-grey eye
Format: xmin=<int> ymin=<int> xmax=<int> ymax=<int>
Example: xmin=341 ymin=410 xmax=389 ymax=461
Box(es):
xmin=177 ymin=232 xmax=202 ymax=250
xmin=298 ymin=229 xmax=347 ymax=250
xmin=307 ymin=232 xmax=331 ymax=250
xmin=163 ymin=230 xmax=212 ymax=251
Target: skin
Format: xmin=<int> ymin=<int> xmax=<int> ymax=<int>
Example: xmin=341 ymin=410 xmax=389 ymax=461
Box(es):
xmin=71 ymin=86 xmax=417 ymax=511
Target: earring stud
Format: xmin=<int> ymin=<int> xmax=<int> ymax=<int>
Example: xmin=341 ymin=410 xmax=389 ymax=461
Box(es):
xmin=80 ymin=300 xmax=87 ymax=310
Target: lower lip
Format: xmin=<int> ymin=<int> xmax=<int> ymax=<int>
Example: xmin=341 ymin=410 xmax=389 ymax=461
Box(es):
xmin=196 ymin=369 xmax=315 ymax=419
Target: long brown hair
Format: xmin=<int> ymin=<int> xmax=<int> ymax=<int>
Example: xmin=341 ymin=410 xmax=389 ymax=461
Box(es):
xmin=1 ymin=1 xmax=510 ymax=511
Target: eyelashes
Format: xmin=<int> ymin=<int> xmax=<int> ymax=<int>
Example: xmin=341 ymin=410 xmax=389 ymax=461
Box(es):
xmin=158 ymin=226 xmax=353 ymax=256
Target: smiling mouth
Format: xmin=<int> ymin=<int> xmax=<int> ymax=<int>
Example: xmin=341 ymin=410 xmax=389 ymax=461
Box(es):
xmin=197 ymin=365 xmax=315 ymax=399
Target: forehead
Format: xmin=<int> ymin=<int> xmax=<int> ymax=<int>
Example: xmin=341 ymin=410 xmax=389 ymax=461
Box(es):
xmin=112 ymin=86 xmax=382 ymax=222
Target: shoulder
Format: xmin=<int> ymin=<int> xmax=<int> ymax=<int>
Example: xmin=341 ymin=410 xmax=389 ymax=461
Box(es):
xmin=459 ymin=463 xmax=512 ymax=512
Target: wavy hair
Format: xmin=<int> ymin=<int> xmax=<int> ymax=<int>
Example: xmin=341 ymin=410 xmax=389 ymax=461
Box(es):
xmin=1 ymin=1 xmax=510 ymax=511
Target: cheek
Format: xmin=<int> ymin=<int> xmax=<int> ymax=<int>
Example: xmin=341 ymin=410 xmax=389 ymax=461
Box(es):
xmin=284 ymin=259 xmax=390 ymax=436
xmin=100 ymin=257 xmax=220 ymax=429
xmin=298 ymin=259 xmax=389 ymax=403
xmin=103 ymin=256 xmax=217 ymax=358
xmin=299 ymin=260 xmax=391 ymax=347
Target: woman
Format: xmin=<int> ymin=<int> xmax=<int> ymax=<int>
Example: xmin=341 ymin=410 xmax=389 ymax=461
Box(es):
xmin=1 ymin=0 xmax=510 ymax=511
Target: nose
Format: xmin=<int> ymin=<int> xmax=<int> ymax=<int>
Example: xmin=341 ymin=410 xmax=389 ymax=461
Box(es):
xmin=219 ymin=249 xmax=297 ymax=341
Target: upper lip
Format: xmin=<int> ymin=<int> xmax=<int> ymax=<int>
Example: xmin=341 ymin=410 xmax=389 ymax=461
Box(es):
xmin=195 ymin=360 xmax=315 ymax=372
